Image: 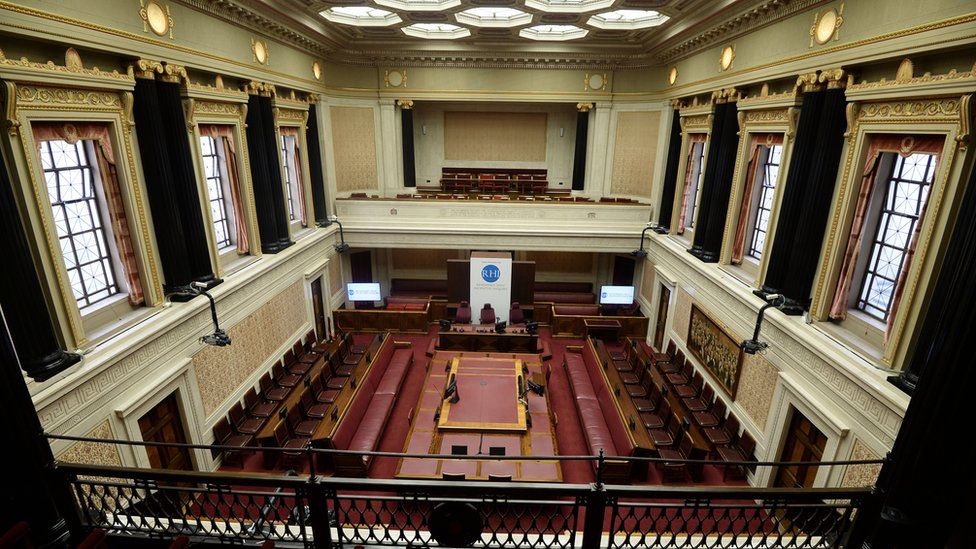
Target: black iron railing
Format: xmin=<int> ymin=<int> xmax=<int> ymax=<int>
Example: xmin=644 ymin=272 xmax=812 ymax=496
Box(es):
xmin=51 ymin=431 xmax=880 ymax=549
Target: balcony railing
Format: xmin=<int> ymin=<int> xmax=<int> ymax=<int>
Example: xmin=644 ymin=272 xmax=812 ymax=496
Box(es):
xmin=50 ymin=435 xmax=881 ymax=549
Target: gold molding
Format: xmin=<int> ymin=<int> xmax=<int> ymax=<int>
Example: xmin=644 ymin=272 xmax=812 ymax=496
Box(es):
xmin=2 ymin=81 xmax=19 ymax=135
xmin=384 ymin=69 xmax=406 ymax=88
xmin=0 ymin=48 xmax=135 ymax=84
xmin=719 ymin=45 xmax=735 ymax=72
xmin=244 ymin=81 xmax=276 ymax=97
xmin=139 ymin=0 xmax=174 ymax=39
xmin=810 ymin=3 xmax=844 ymax=47
xmin=576 ymin=102 xmax=594 ymax=112
xmin=251 ymin=38 xmax=269 ymax=65
xmin=584 ymin=73 xmax=608 ymax=92
xmin=395 ymin=99 xmax=414 ymax=110
xmin=160 ymin=62 xmax=187 ymax=84
xmin=131 ymin=58 xmax=164 ymax=80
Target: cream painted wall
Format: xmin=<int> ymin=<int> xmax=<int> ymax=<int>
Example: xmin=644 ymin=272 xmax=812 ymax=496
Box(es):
xmin=412 ymin=102 xmax=577 ymax=189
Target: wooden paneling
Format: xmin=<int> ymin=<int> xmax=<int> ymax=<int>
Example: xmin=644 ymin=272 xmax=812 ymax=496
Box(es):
xmin=438 ymin=331 xmax=538 ymax=353
xmin=524 ymin=251 xmax=594 ymax=274
xmin=333 ymin=308 xmax=430 ymax=333
xmin=551 ymin=308 xmax=649 ymax=338
xmin=138 ymin=393 xmax=192 ymax=471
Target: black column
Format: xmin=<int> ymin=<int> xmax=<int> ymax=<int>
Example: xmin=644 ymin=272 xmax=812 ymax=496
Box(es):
xmin=259 ymin=96 xmax=292 ymax=250
xmin=779 ymin=87 xmax=847 ymax=309
xmin=571 ymin=109 xmax=589 ymax=191
xmin=758 ymin=89 xmax=826 ymax=298
xmin=401 ymin=107 xmax=417 ymax=188
xmin=1 ymin=305 xmax=81 ymax=547
xmin=156 ymin=80 xmax=219 ymax=287
xmin=655 ymin=110 xmax=682 ymax=233
xmin=133 ymin=77 xmax=195 ymax=292
xmin=852 ymin=160 xmax=976 ymax=548
xmin=690 ymin=101 xmax=739 ymax=262
xmin=0 ymin=145 xmax=82 ymax=382
xmin=306 ymin=104 xmax=330 ymax=226
xmin=244 ymin=94 xmax=291 ymax=253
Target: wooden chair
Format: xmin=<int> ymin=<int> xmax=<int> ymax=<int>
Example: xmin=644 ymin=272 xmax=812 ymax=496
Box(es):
xmin=259 ymin=373 xmax=289 ymax=402
xmin=640 ymin=398 xmax=670 ymax=430
xmin=716 ymin=431 xmax=757 ymax=481
xmin=213 ymin=417 xmax=252 ymax=468
xmin=632 ymin=383 xmax=661 ymax=413
xmin=684 ymin=384 xmax=714 ymax=412
xmin=703 ymin=413 xmax=738 ymax=447
xmin=675 ymin=371 xmax=703 ymax=399
xmin=229 ymin=402 xmax=263 ymax=435
xmin=693 ymin=397 xmax=725 ymax=428
xmin=245 ymin=387 xmax=276 ymax=418
xmin=272 ymin=362 xmax=300 ymax=389
xmin=301 ymin=390 xmax=328 ymax=419
xmin=273 ymin=423 xmax=307 ymax=471
xmin=285 ymin=407 xmax=318 ymax=438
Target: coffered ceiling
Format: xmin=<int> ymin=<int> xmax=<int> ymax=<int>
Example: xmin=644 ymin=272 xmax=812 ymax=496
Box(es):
xmin=185 ymin=0 xmax=828 ymax=68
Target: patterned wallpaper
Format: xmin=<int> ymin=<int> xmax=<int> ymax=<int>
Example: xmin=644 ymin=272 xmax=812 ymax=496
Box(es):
xmin=330 ymin=106 xmax=378 ymax=192
xmin=640 ymin=260 xmax=657 ymax=303
xmin=391 ymin=248 xmax=456 ymax=273
xmin=673 ymin=287 xmax=693 ymax=345
xmin=57 ymin=420 xmax=122 ymax=467
xmin=841 ymin=439 xmax=884 ymax=488
xmin=192 ymin=280 xmax=307 ymax=416
xmin=735 ymin=352 xmax=779 ymax=431
xmin=610 ymin=111 xmax=662 ymax=198
xmin=328 ymin=255 xmax=343 ymax=296
xmin=444 ymin=112 xmax=548 ymax=162
xmin=524 ymin=251 xmax=594 ymax=274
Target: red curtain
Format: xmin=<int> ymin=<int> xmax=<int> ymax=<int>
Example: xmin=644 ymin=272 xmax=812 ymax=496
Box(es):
xmin=32 ymin=122 xmax=144 ymax=306
xmin=676 ymin=133 xmax=707 ymax=235
xmin=829 ymin=134 xmax=944 ymax=338
xmin=280 ymin=126 xmax=307 ymax=227
xmin=201 ymin=125 xmax=250 ymax=255
xmin=730 ymin=134 xmax=784 ymax=265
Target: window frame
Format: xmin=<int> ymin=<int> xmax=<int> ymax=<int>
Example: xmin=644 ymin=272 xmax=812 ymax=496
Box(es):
xmin=273 ymin=101 xmax=315 ymax=240
xmin=198 ymin=134 xmax=239 ymax=256
xmin=745 ymin=143 xmax=783 ymax=262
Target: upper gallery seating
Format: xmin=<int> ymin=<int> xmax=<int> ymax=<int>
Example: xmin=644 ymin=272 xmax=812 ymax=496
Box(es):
xmin=440 ymin=168 xmax=549 ymax=194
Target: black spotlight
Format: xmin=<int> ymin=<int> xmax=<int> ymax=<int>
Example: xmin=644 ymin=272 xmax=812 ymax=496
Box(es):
xmin=186 ymin=282 xmax=231 ymax=347
xmin=631 ymin=222 xmax=654 ymax=258
xmin=741 ymin=294 xmax=786 ymax=354
xmin=331 ymin=215 xmax=350 ymax=253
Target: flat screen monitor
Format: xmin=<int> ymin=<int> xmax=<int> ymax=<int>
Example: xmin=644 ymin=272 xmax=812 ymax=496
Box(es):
xmin=346 ymin=283 xmax=381 ymax=302
xmin=600 ymin=285 xmax=635 ymax=305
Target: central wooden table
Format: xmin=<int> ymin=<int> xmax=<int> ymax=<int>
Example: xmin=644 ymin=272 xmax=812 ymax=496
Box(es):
xmin=436 ymin=324 xmax=539 ymax=353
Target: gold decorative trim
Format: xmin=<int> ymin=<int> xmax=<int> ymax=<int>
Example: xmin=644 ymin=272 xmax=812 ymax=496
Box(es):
xmin=244 ymin=81 xmax=276 ymax=97
xmin=251 ymin=38 xmax=269 ymax=65
xmin=139 ymin=0 xmax=174 ymax=39
xmin=159 ymin=62 xmax=187 ymax=84
xmin=668 ymin=67 xmax=678 ymax=86
xmin=312 ymin=61 xmax=322 ymax=80
xmin=576 ymin=102 xmax=594 ymax=112
xmin=584 ymin=73 xmax=608 ymax=92
xmin=0 ymin=48 xmax=135 ymax=84
xmin=395 ymin=99 xmax=414 ymax=110
xmin=131 ymin=58 xmax=164 ymax=80
xmin=2 ymin=81 xmax=19 ymax=135
xmin=384 ymin=69 xmax=406 ymax=88
xmin=846 ymin=61 xmax=976 ymax=93
xmin=810 ymin=3 xmax=844 ymax=47
xmin=719 ymin=45 xmax=735 ymax=72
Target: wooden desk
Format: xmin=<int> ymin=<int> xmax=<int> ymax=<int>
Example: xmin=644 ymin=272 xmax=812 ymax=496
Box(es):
xmin=587 ymin=339 xmax=653 ymax=453
xmin=584 ymin=318 xmax=621 ymax=341
xmin=310 ymin=335 xmax=389 ymax=445
xmin=333 ymin=307 xmax=429 ymax=333
xmin=437 ymin=325 xmax=538 ymax=353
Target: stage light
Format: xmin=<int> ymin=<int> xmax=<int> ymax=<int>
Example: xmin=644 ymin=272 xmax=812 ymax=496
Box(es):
xmin=631 ymin=222 xmax=654 ymax=258
xmin=741 ymin=294 xmax=786 ymax=354
xmin=331 ymin=215 xmax=350 ymax=253
xmin=175 ymin=282 xmax=231 ymax=347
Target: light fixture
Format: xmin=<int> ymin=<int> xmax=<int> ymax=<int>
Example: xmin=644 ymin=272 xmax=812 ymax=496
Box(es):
xmin=175 ymin=282 xmax=231 ymax=347
xmin=631 ymin=222 xmax=654 ymax=258
xmin=331 ymin=214 xmax=350 ymax=253
xmin=559 ymin=127 xmax=565 ymax=137
xmin=741 ymin=294 xmax=786 ymax=354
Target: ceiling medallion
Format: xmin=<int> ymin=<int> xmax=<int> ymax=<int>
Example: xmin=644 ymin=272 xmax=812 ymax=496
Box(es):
xmin=252 ymin=39 xmax=269 ymax=65
xmin=719 ymin=45 xmax=734 ymax=71
xmin=139 ymin=0 xmax=174 ymax=39
xmin=810 ymin=3 xmax=845 ymax=47
xmin=667 ymin=66 xmax=677 ymax=86
xmin=584 ymin=73 xmax=607 ymax=91
xmin=313 ymin=61 xmax=322 ymax=80
xmin=385 ymin=69 xmax=407 ymax=88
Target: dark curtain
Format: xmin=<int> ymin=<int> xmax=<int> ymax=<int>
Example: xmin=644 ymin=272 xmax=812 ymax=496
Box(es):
xmin=656 ymin=110 xmax=682 ymax=231
xmin=155 ymin=80 xmax=217 ymax=285
xmin=245 ymin=94 xmax=292 ymax=253
xmin=758 ymin=90 xmax=826 ymax=298
xmin=780 ymin=88 xmax=848 ymax=306
xmin=0 ymin=146 xmax=81 ymax=381
xmin=401 ymin=108 xmax=417 ymax=188
xmin=306 ymin=104 xmax=330 ymax=226
xmin=690 ymin=101 xmax=740 ymax=262
xmin=260 ymin=96 xmax=292 ymax=250
xmin=851 ymin=162 xmax=976 ymax=548
xmin=132 ymin=77 xmax=193 ymax=291
xmin=571 ymin=110 xmax=589 ymax=191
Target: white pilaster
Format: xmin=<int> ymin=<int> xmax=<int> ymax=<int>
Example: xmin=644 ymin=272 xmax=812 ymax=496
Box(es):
xmin=585 ymin=101 xmax=613 ymax=198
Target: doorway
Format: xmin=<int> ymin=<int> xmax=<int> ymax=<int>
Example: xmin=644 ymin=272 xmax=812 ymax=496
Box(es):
xmin=612 ymin=255 xmax=637 ymax=287
xmin=654 ymin=284 xmax=671 ymax=350
xmin=311 ymin=277 xmax=326 ymax=341
xmin=137 ymin=393 xmax=193 ymax=471
xmin=774 ymin=408 xmax=827 ymax=488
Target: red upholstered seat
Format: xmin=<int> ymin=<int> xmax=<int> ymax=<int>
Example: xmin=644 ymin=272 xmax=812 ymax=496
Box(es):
xmin=509 ymin=302 xmax=525 ymax=324
xmin=455 ymin=301 xmax=472 ymax=324
xmin=564 ymin=353 xmax=618 ymax=456
xmin=245 ymin=388 xmax=275 ymax=418
xmin=480 ymin=303 xmax=496 ymax=324
xmin=347 ymin=393 xmax=395 ymax=452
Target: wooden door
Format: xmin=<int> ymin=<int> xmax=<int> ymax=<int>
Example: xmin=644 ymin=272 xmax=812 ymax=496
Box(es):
xmin=311 ymin=277 xmax=326 ymax=341
xmin=350 ymin=250 xmax=373 ymax=283
xmin=774 ymin=410 xmax=827 ymax=488
xmin=654 ymin=285 xmax=671 ymax=350
xmin=612 ymin=255 xmax=636 ymax=287
xmin=138 ymin=393 xmax=193 ymax=471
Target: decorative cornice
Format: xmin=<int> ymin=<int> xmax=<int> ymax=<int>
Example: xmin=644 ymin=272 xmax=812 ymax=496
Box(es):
xmin=0 ymin=47 xmax=135 ymax=84
xmin=654 ymin=0 xmax=830 ymax=63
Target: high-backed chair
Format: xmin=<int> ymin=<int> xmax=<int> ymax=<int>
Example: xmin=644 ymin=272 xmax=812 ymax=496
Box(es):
xmin=245 ymin=387 xmax=275 ymax=418
xmin=509 ymin=302 xmax=525 ymax=324
xmin=229 ymin=402 xmax=263 ymax=435
xmin=480 ymin=303 xmax=496 ymax=324
xmin=716 ymin=431 xmax=757 ymax=480
xmin=213 ymin=417 xmax=252 ymax=468
xmin=675 ymin=371 xmax=704 ymax=399
xmin=694 ymin=398 xmax=725 ymax=428
xmin=455 ymin=301 xmax=472 ymax=324
xmin=704 ymin=413 xmax=739 ymax=447
xmin=259 ymin=373 xmax=289 ymax=402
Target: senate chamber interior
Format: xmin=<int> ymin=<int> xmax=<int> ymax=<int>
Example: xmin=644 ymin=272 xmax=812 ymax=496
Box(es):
xmin=0 ymin=0 xmax=974 ymax=547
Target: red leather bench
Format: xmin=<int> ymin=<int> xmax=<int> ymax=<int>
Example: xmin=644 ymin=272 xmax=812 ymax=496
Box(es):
xmin=564 ymin=347 xmax=640 ymax=482
xmin=535 ymin=292 xmax=596 ymax=304
xmin=553 ymin=304 xmax=602 ymax=316
xmin=332 ymin=343 xmax=413 ymax=476
xmin=390 ymin=279 xmax=447 ymax=299
xmin=535 ymin=282 xmax=593 ymax=293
